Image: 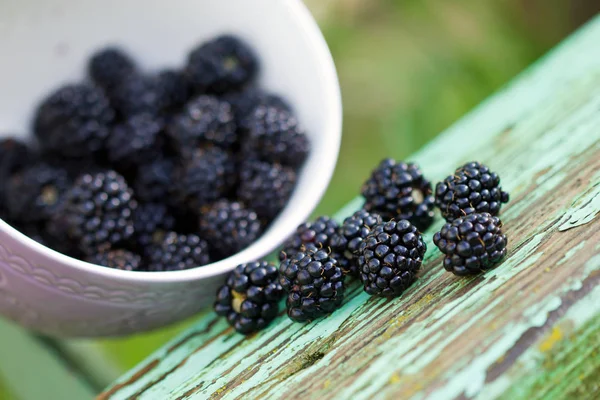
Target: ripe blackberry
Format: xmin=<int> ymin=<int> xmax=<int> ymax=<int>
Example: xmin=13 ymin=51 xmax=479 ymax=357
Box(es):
xmin=435 ymin=161 xmax=509 ymax=222
xmin=132 ymin=203 xmax=176 ymax=256
xmin=88 ymin=47 xmax=137 ymax=93
xmin=155 ymin=69 xmax=190 ymax=111
xmin=87 ymin=249 xmax=143 ymax=271
xmin=433 ymin=212 xmax=507 ymax=276
xmin=237 ymin=160 xmax=297 ymax=220
xmin=242 ymin=106 xmax=310 ymax=168
xmin=361 ymin=159 xmax=435 ymax=231
xmin=5 ymin=163 xmax=70 ymax=222
xmin=147 ymin=232 xmax=211 ymax=271
xmin=330 ymin=210 xmax=383 ymax=277
xmin=358 ymin=219 xmax=426 ymax=297
xmin=223 ymin=88 xmax=290 ymax=124
xmin=62 ymin=170 xmax=137 ymax=255
xmin=106 ymin=113 xmax=164 ymax=170
xmin=172 ymin=147 xmax=236 ymax=210
xmin=186 ymin=35 xmax=258 ymax=94
xmin=110 ymin=74 xmax=163 ymax=116
xmin=33 ymin=84 xmax=115 ymax=157
xmin=279 ymin=216 xmax=340 ymax=262
xmin=214 ymin=261 xmax=284 ymax=334
xmin=133 ymin=158 xmax=175 ymax=203
xmin=199 ymin=200 xmax=262 ymax=258
xmin=279 ymin=248 xmax=345 ymax=322
xmin=167 ymin=95 xmax=237 ymax=153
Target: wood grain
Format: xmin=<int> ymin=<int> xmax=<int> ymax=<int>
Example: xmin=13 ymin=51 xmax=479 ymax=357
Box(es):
xmin=100 ymin=16 xmax=600 ymax=400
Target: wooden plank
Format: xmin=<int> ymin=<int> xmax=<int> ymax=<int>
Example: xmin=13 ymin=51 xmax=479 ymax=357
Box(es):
xmin=100 ymin=16 xmax=600 ymax=400
xmin=0 ymin=319 xmax=96 ymax=400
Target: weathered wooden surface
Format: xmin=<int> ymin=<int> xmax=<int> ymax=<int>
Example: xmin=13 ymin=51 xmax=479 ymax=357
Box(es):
xmin=100 ymin=17 xmax=600 ymax=400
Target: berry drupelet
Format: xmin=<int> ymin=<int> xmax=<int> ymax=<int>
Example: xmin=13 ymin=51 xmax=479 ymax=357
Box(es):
xmin=167 ymin=95 xmax=237 ymax=153
xmin=237 ymin=159 xmax=297 ymax=221
xmin=61 ymin=170 xmax=137 ymax=255
xmin=358 ymin=219 xmax=426 ymax=297
xmin=435 ymin=161 xmax=509 ymax=222
xmin=214 ymin=261 xmax=284 ymax=334
xmin=88 ymin=47 xmax=137 ymax=94
xmin=361 ymin=159 xmax=435 ymax=231
xmin=132 ymin=203 xmax=176 ymax=256
xmin=433 ymin=212 xmax=507 ymax=276
xmin=186 ymin=35 xmax=258 ymax=94
xmin=106 ymin=113 xmax=165 ymax=171
xmin=33 ymin=84 xmax=115 ymax=158
xmin=87 ymin=249 xmax=143 ymax=271
xmin=242 ymin=105 xmax=310 ymax=168
xmin=330 ymin=210 xmax=383 ymax=277
xmin=199 ymin=200 xmax=262 ymax=258
xmin=147 ymin=232 xmax=211 ymax=271
xmin=279 ymin=247 xmax=345 ymax=322
xmin=171 ymin=147 xmax=236 ymax=210
xmin=133 ymin=158 xmax=175 ymax=203
xmin=279 ymin=216 xmax=340 ymax=262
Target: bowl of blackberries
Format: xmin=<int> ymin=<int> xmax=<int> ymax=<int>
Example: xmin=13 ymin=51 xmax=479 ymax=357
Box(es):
xmin=0 ymin=0 xmax=342 ymax=336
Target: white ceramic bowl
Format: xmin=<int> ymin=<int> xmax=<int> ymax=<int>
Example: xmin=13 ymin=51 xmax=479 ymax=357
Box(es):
xmin=0 ymin=0 xmax=341 ymax=337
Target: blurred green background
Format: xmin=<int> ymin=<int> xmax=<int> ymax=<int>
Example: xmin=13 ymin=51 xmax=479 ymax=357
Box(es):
xmin=1 ymin=1 xmax=598 ymax=397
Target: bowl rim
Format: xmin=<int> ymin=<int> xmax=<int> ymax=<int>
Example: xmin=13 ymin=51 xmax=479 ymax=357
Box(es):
xmin=0 ymin=0 xmax=342 ymax=284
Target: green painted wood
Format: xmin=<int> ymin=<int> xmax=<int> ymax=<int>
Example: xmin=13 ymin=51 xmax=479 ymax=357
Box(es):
xmin=100 ymin=16 xmax=600 ymax=400
xmin=0 ymin=319 xmax=96 ymax=400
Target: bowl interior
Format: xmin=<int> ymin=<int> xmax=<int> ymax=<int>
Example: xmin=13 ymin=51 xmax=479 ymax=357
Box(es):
xmin=0 ymin=0 xmax=341 ymax=280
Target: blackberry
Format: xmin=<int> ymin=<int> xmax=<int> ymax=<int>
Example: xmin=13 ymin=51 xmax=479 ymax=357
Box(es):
xmin=5 ymin=163 xmax=70 ymax=222
xmin=132 ymin=203 xmax=176 ymax=256
xmin=87 ymin=249 xmax=143 ymax=271
xmin=110 ymin=74 xmax=162 ymax=116
xmin=61 ymin=170 xmax=137 ymax=255
xmin=199 ymin=200 xmax=262 ymax=258
xmin=33 ymin=84 xmax=115 ymax=157
xmin=133 ymin=158 xmax=175 ymax=203
xmin=1 ymin=137 xmax=33 ymax=215
xmin=361 ymin=159 xmax=435 ymax=231
xmin=88 ymin=47 xmax=137 ymax=93
xmin=433 ymin=212 xmax=507 ymax=276
xmin=358 ymin=219 xmax=426 ymax=297
xmin=279 ymin=216 xmax=340 ymax=262
xmin=106 ymin=113 xmax=164 ymax=170
xmin=155 ymin=69 xmax=190 ymax=111
xmin=214 ymin=261 xmax=284 ymax=334
xmin=172 ymin=147 xmax=236 ymax=210
xmin=147 ymin=232 xmax=211 ymax=271
xmin=223 ymin=88 xmax=290 ymax=124
xmin=330 ymin=210 xmax=383 ymax=277
xmin=242 ymin=106 xmax=310 ymax=168
xmin=435 ymin=161 xmax=509 ymax=222
xmin=279 ymin=248 xmax=345 ymax=322
xmin=186 ymin=35 xmax=258 ymax=94
xmin=237 ymin=160 xmax=297 ymax=220
xmin=167 ymin=95 xmax=237 ymax=153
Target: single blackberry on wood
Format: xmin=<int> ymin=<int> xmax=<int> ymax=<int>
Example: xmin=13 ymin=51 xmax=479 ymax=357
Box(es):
xmin=61 ymin=170 xmax=137 ymax=255
xmin=87 ymin=249 xmax=143 ymax=271
xmin=133 ymin=158 xmax=175 ymax=203
xmin=223 ymin=88 xmax=291 ymax=124
xmin=237 ymin=159 xmax=297 ymax=221
xmin=433 ymin=212 xmax=507 ymax=276
xmin=361 ymin=159 xmax=435 ymax=231
xmin=358 ymin=219 xmax=426 ymax=297
xmin=88 ymin=47 xmax=137 ymax=93
xmin=132 ymin=203 xmax=176 ymax=256
xmin=199 ymin=200 xmax=262 ymax=258
xmin=167 ymin=95 xmax=237 ymax=153
xmin=33 ymin=84 xmax=115 ymax=157
xmin=186 ymin=35 xmax=258 ymax=94
xmin=241 ymin=106 xmax=310 ymax=168
xmin=279 ymin=216 xmax=340 ymax=262
xmin=214 ymin=261 xmax=284 ymax=334
xmin=147 ymin=232 xmax=211 ymax=271
xmin=435 ymin=161 xmax=509 ymax=222
xmin=171 ymin=147 xmax=236 ymax=210
xmin=106 ymin=113 xmax=164 ymax=171
xmin=330 ymin=210 xmax=383 ymax=277
xmin=5 ymin=163 xmax=70 ymax=222
xmin=279 ymin=247 xmax=345 ymax=322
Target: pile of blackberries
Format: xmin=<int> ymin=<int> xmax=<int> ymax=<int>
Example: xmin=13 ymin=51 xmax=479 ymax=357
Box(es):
xmin=0 ymin=35 xmax=309 ymax=271
xmin=216 ymin=158 xmax=510 ymax=334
